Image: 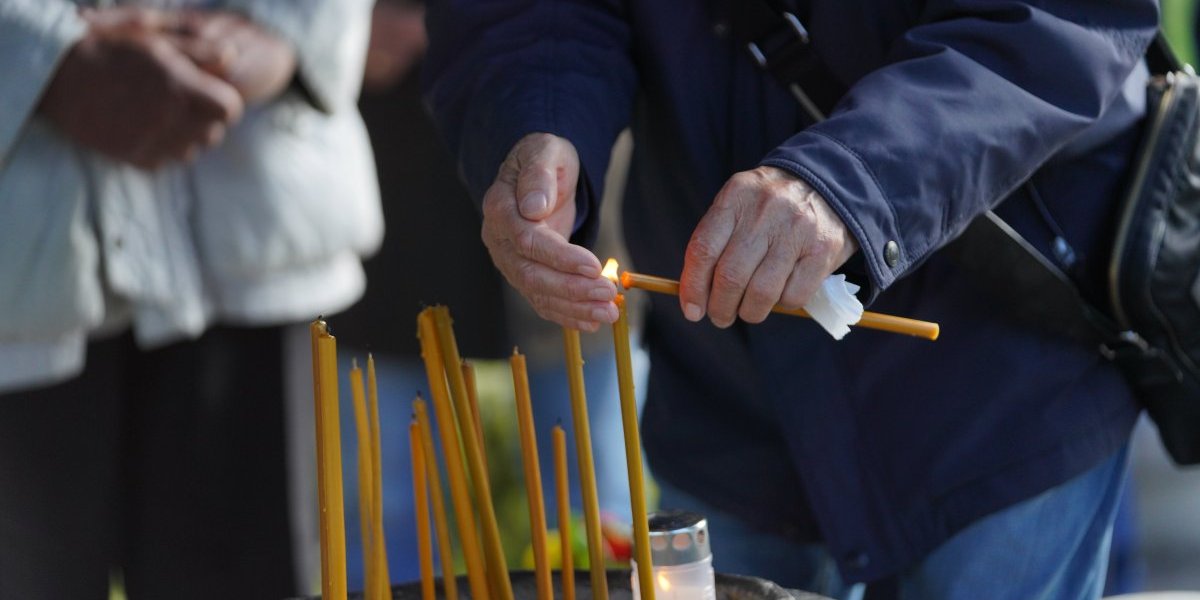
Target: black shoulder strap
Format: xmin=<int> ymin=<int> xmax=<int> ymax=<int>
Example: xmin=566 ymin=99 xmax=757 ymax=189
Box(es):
xmin=714 ymin=0 xmax=846 ymax=122
xmin=1148 ymin=32 xmax=1185 ymax=76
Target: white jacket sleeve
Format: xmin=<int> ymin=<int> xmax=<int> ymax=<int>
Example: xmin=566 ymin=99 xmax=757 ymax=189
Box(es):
xmin=0 ymin=0 xmax=85 ymax=163
xmin=222 ymin=0 xmax=373 ymax=114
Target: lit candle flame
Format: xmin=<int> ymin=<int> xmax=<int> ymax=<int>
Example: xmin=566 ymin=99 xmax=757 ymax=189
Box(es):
xmin=657 ymin=572 xmax=672 ymax=592
xmin=602 ymin=258 xmax=620 ymax=285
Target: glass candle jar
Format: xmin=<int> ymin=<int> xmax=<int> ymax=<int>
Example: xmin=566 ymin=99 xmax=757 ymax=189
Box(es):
xmin=631 ymin=510 xmax=717 ymax=600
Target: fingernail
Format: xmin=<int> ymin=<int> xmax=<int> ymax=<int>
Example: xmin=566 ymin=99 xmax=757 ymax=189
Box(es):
xmin=578 ymin=263 xmax=600 ymax=278
xmin=592 ymin=307 xmax=614 ymax=322
xmin=520 ymin=191 xmax=548 ymax=216
xmin=684 ymin=303 xmax=703 ymax=322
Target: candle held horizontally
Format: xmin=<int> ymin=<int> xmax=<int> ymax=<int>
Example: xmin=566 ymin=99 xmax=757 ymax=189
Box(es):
xmin=616 ymin=268 xmax=940 ymax=341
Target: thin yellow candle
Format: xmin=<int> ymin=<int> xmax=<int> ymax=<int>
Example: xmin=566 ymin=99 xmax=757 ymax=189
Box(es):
xmin=561 ymin=327 xmax=609 ymax=600
xmin=603 ymin=261 xmax=655 ymax=600
xmin=366 ymin=355 xmax=390 ymax=598
xmin=349 ymin=360 xmax=379 ymax=599
xmin=413 ymin=397 xmax=459 ymax=600
xmin=417 ymin=310 xmax=490 ymax=600
xmin=309 ymin=322 xmax=331 ymax=594
xmin=310 ymin=319 xmax=348 ymax=600
xmin=411 ymin=421 xmax=436 ymax=600
xmin=619 ymin=270 xmax=941 ymax=340
xmin=432 ymin=306 xmax=514 ymax=600
xmin=461 ymin=360 xmax=489 ymax=467
xmin=510 ymin=349 xmax=552 ymax=600
xmin=553 ymin=424 xmax=575 ymax=600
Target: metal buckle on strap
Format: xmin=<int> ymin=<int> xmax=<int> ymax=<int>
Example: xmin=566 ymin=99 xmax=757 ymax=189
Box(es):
xmin=1099 ymin=330 xmax=1151 ymax=361
xmin=744 ymin=12 xmax=825 ymax=122
xmin=746 ymin=12 xmax=809 ymax=69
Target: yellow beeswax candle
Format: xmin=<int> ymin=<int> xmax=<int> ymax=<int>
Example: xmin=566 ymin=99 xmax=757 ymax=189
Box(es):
xmin=432 ymin=307 xmax=513 ymax=600
xmin=562 ymin=327 xmax=608 ymax=600
xmin=511 ymin=349 xmax=552 ymax=600
xmin=350 ymin=360 xmax=379 ymax=599
xmin=366 ymin=355 xmax=390 ymax=598
xmin=411 ymin=420 xmax=436 ymax=600
xmin=417 ymin=309 xmax=489 ymax=600
xmin=553 ymin=424 xmax=575 ymax=600
xmin=310 ymin=319 xmax=348 ymax=600
xmin=610 ymin=294 xmax=655 ymax=600
xmin=462 ymin=360 xmax=489 ymax=467
xmin=618 ymin=270 xmax=940 ymax=340
xmin=413 ymin=397 xmax=459 ymax=600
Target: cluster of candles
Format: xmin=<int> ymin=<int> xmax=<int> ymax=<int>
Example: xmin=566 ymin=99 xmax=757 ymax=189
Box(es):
xmin=308 ymin=260 xmax=940 ymax=600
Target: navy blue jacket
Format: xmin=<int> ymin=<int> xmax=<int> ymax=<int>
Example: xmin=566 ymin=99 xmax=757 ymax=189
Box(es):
xmin=424 ymin=0 xmax=1158 ymax=582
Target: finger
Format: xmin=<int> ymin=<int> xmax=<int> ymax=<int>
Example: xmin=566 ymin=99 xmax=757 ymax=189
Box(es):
xmin=739 ymin=244 xmax=795 ymax=323
xmin=185 ymin=71 xmax=245 ymax=125
xmin=706 ymin=224 xmax=768 ymax=328
xmin=83 ymin=6 xmax=177 ymax=33
xmin=510 ymin=257 xmax=617 ymax=304
xmin=514 ymin=161 xmax=557 ymax=220
xmin=510 ymin=220 xmax=602 ymax=278
xmin=524 ymin=289 xmax=618 ymax=326
xmin=780 ymin=256 xmax=831 ymax=311
xmin=169 ymin=34 xmax=236 ymax=76
xmin=679 ymin=202 xmax=735 ymax=323
xmin=202 ymin=121 xmax=227 ymax=148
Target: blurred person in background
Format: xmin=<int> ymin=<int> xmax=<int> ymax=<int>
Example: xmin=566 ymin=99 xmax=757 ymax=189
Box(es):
xmin=0 ymin=0 xmax=380 ymax=598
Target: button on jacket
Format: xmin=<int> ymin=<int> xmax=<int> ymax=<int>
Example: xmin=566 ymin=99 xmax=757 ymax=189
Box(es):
xmin=424 ymin=0 xmax=1157 ymax=581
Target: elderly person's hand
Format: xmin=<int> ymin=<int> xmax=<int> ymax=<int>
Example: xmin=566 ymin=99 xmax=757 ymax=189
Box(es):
xmin=38 ymin=6 xmax=243 ymax=170
xmin=481 ymin=133 xmax=618 ymax=332
xmin=679 ymin=166 xmax=858 ymax=328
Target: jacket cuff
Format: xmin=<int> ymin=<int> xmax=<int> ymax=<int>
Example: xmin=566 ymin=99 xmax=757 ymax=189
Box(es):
xmin=760 ymin=130 xmax=907 ymax=302
xmin=0 ymin=0 xmax=86 ymax=162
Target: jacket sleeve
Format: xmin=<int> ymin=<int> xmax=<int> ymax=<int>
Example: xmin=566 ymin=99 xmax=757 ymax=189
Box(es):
xmin=422 ymin=0 xmax=637 ymax=245
xmin=0 ymin=0 xmax=86 ymax=163
xmin=222 ymin=0 xmax=373 ymax=113
xmin=759 ymin=0 xmax=1158 ymax=300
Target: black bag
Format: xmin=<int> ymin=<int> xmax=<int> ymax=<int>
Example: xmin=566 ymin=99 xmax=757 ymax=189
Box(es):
xmin=727 ymin=2 xmax=1200 ymax=465
xmin=1096 ymin=42 xmax=1200 ymax=464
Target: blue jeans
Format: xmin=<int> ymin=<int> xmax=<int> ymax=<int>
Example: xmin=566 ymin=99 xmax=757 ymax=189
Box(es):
xmin=658 ymin=445 xmax=1130 ymax=600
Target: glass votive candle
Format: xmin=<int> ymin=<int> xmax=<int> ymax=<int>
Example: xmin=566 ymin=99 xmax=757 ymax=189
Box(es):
xmin=631 ymin=510 xmax=717 ymax=600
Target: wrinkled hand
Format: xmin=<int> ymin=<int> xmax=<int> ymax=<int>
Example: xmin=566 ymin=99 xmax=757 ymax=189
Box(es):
xmin=679 ymin=166 xmax=858 ymax=327
xmin=481 ymin=133 xmax=617 ymax=332
xmin=171 ymin=11 xmax=296 ymax=105
xmin=38 ymin=8 xmax=244 ymax=170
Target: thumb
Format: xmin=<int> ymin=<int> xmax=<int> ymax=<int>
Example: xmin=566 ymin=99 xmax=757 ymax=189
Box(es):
xmin=514 ymin=161 xmax=557 ymax=221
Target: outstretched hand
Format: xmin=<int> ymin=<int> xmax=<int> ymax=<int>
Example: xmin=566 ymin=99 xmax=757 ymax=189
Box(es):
xmin=481 ymin=133 xmax=618 ymax=332
xmin=679 ymin=166 xmax=858 ymax=327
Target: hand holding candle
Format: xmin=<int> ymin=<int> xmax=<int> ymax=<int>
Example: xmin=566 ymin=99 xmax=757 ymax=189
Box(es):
xmin=613 ymin=261 xmax=939 ymax=340
xmin=678 ymin=166 xmax=858 ymax=328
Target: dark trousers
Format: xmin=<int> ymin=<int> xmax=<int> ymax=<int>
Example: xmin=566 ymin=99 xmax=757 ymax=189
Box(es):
xmin=0 ymin=327 xmax=296 ymax=600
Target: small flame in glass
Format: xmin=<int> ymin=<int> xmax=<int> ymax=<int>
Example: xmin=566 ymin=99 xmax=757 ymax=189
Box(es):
xmin=602 ymin=258 xmax=620 ymax=284
xmin=657 ymin=572 xmax=672 ymax=592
